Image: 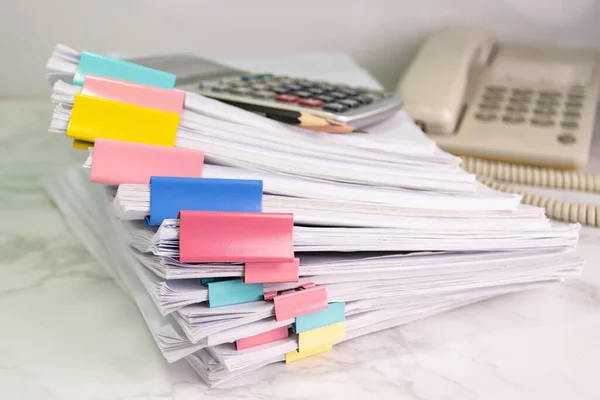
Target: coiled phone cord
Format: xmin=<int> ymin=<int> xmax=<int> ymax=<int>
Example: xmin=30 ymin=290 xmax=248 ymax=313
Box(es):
xmin=461 ymin=157 xmax=600 ymax=227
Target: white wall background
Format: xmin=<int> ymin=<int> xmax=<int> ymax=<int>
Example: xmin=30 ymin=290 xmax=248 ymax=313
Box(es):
xmin=1 ymin=0 xmax=599 ymax=98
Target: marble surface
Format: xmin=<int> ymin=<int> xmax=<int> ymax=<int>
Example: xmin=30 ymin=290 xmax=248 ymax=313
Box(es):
xmin=2 ymin=100 xmax=600 ymax=400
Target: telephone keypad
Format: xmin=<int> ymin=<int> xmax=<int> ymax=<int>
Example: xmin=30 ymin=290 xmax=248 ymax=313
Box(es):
xmin=475 ymin=86 xmax=587 ymax=140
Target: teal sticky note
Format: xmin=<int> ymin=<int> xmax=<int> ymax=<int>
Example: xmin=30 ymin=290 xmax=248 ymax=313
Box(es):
xmin=73 ymin=51 xmax=177 ymax=88
xmin=208 ymin=279 xmax=263 ymax=308
xmin=294 ymin=302 xmax=345 ymax=333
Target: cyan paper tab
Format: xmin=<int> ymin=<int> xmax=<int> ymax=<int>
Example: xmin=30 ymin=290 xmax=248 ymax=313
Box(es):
xmin=73 ymin=51 xmax=177 ymax=88
xmin=294 ymin=302 xmax=345 ymax=333
xmin=208 ymin=279 xmax=264 ymax=308
xmin=147 ymin=176 xmax=263 ymax=226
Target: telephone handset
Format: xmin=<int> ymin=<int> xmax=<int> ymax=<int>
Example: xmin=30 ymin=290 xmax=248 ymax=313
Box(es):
xmin=398 ymin=27 xmax=600 ymax=227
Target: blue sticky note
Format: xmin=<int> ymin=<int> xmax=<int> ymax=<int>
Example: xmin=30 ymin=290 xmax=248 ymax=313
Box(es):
xmin=146 ymin=176 xmax=263 ymax=226
xmin=294 ymin=302 xmax=345 ymax=333
xmin=208 ymin=279 xmax=263 ymax=308
xmin=73 ymin=51 xmax=177 ymax=88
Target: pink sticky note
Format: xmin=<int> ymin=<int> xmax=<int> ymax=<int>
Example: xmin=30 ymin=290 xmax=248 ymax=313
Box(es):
xmin=244 ymin=258 xmax=299 ymax=283
xmin=179 ymin=211 xmax=295 ymax=263
xmin=90 ymin=139 xmax=204 ymax=185
xmin=273 ymin=285 xmax=327 ymax=321
xmin=235 ymin=326 xmax=289 ymax=350
xmin=82 ymin=74 xmax=185 ymax=114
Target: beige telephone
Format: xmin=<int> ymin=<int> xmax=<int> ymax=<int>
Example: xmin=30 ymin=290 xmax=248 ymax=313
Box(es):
xmin=398 ymin=26 xmax=600 ymax=226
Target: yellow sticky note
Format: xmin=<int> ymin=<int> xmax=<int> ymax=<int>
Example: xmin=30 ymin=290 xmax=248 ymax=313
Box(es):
xmin=67 ymin=94 xmax=179 ymax=146
xmin=297 ymin=321 xmax=345 ymax=352
xmin=72 ymin=139 xmax=94 ymax=150
xmin=285 ymin=343 xmax=332 ymax=363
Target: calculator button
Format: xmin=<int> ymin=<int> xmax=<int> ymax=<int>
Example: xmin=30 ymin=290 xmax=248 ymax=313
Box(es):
xmin=298 ymin=98 xmax=324 ymax=108
xmin=271 ymin=87 xmax=288 ymax=94
xmin=323 ymin=103 xmax=348 ymax=112
xmin=285 ymin=84 xmax=303 ymax=91
xmin=275 ymin=94 xmax=299 ymax=103
xmin=230 ymin=87 xmax=252 ymax=95
xmin=308 ymin=88 xmax=325 ymax=95
xmin=296 ymin=80 xmax=315 ymax=87
xmin=241 ymin=73 xmax=272 ymax=81
xmin=353 ymin=96 xmax=373 ymax=105
xmin=329 ymin=91 xmax=347 ymax=99
xmin=318 ymin=84 xmax=335 ymax=91
xmin=229 ymin=80 xmax=248 ymax=87
xmin=315 ymin=95 xmax=335 ymax=103
xmin=339 ymin=98 xmax=360 ymax=108
xmin=293 ymin=90 xmax=312 ymax=98
xmin=365 ymin=93 xmax=384 ymax=101
xmin=339 ymin=88 xmax=359 ymax=96
xmin=251 ymin=83 xmax=269 ymax=90
xmin=206 ymin=84 xmax=229 ymax=92
xmin=252 ymin=90 xmax=276 ymax=98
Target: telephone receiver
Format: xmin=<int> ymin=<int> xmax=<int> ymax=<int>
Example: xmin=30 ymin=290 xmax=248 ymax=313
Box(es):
xmin=397 ymin=26 xmax=600 ymax=227
xmin=398 ymin=27 xmax=496 ymax=135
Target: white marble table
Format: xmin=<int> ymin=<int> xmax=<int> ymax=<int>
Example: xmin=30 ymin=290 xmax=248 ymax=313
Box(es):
xmin=2 ymin=100 xmax=600 ymax=400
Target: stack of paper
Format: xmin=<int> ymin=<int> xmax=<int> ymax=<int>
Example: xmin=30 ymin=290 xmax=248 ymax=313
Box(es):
xmin=43 ymin=44 xmax=584 ymax=387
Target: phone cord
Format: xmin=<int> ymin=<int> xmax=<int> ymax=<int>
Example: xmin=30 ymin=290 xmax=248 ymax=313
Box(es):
xmin=461 ymin=157 xmax=600 ymax=227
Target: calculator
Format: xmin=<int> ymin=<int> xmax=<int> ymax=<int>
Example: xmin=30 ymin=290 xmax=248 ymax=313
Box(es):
xmin=128 ymin=53 xmax=403 ymax=128
xmin=189 ymin=73 xmax=404 ymax=128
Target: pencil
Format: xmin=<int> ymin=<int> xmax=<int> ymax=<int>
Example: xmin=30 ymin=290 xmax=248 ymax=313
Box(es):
xmin=219 ymin=100 xmax=364 ymax=134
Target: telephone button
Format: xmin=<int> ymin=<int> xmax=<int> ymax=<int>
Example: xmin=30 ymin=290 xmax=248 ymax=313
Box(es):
xmin=479 ymin=102 xmax=501 ymax=110
xmin=502 ymin=114 xmax=526 ymax=124
xmin=506 ymin=105 xmax=528 ymax=113
xmin=531 ymin=117 xmax=555 ymax=127
xmin=539 ymin=89 xmax=561 ymax=97
xmin=475 ymin=112 xmax=498 ymax=122
xmin=512 ymin=88 xmax=533 ymax=94
xmin=485 ymin=85 xmax=508 ymax=93
xmin=558 ymin=133 xmax=576 ymax=144
xmin=533 ymin=108 xmax=557 ymax=116
xmin=560 ymin=120 xmax=579 ymax=129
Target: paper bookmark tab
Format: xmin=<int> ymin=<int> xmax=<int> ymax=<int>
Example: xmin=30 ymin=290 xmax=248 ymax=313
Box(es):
xmin=74 ymin=51 xmax=177 ymax=88
xmin=294 ymin=302 xmax=345 ymax=333
xmin=72 ymin=139 xmax=94 ymax=150
xmin=244 ymin=258 xmax=299 ymax=284
xmin=90 ymin=139 xmax=204 ymax=185
xmin=179 ymin=210 xmax=294 ymax=263
xmin=82 ymin=74 xmax=185 ymax=114
xmin=273 ymin=285 xmax=327 ymax=321
xmin=297 ymin=321 xmax=346 ymax=352
xmin=235 ymin=326 xmax=289 ymax=351
xmin=207 ymin=279 xmax=263 ymax=308
xmin=67 ymin=94 xmax=179 ymax=146
xmin=147 ymin=176 xmax=263 ymax=226
xmin=285 ymin=343 xmax=332 ymax=363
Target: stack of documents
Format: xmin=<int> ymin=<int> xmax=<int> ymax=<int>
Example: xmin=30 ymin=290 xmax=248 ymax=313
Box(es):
xmin=43 ymin=44 xmax=584 ymax=387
